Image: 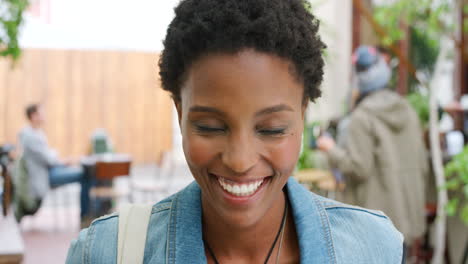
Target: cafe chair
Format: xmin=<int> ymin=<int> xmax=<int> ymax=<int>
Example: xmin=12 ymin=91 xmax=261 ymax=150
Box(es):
xmin=131 ymin=150 xmax=192 ymax=204
xmin=130 ymin=152 xmax=173 ymax=203
xmin=89 ymin=160 xmax=132 ymax=217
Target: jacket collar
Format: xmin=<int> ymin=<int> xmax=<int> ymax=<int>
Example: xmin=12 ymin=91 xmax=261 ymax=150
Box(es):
xmin=167 ymin=181 xmax=206 ymax=263
xmin=167 ymin=177 xmax=335 ymax=263
xmin=286 ymin=178 xmax=336 ymax=263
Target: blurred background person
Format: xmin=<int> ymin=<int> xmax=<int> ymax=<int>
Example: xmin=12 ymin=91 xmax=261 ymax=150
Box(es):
xmin=317 ymin=46 xmax=429 ymax=249
xmin=16 ymin=104 xmax=92 ymax=224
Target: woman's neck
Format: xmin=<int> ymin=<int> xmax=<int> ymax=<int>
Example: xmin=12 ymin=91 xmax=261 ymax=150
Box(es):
xmin=202 ymin=191 xmax=298 ymax=263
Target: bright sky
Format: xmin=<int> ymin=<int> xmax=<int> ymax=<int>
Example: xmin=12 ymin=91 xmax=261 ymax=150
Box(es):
xmin=19 ymin=0 xmax=339 ymax=52
xmin=20 ymin=0 xmax=180 ymax=51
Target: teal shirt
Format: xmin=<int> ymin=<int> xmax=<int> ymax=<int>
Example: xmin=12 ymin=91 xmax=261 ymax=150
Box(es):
xmin=66 ymin=178 xmax=403 ymax=263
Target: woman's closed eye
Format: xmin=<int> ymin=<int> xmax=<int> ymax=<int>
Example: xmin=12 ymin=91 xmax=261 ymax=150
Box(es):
xmin=192 ymin=121 xmax=289 ymax=137
xmin=257 ymin=127 xmax=287 ymax=136
xmin=194 ymin=124 xmax=226 ymax=134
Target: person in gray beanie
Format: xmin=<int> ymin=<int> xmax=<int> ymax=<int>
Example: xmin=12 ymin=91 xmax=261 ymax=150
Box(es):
xmin=354 ymin=45 xmax=391 ymax=95
xmin=318 ymin=45 xmax=429 ymax=255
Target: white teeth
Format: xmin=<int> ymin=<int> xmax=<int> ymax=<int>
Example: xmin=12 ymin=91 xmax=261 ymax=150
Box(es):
xmin=217 ymin=177 xmax=265 ymax=197
xmin=241 ymin=185 xmax=248 ymax=193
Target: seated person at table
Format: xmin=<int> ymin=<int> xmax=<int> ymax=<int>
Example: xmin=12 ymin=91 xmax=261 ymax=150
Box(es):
xmin=67 ymin=1 xmax=404 ymax=263
xmin=16 ymin=104 xmax=92 ymax=223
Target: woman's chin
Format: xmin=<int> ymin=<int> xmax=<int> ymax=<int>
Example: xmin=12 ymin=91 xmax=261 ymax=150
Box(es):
xmin=217 ymin=208 xmax=265 ymax=229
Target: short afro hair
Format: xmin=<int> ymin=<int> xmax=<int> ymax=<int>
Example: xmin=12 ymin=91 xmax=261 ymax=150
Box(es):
xmin=159 ymin=0 xmax=326 ymax=103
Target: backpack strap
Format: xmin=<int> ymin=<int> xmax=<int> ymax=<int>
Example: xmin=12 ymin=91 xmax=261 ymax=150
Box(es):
xmin=117 ymin=204 xmax=153 ymax=264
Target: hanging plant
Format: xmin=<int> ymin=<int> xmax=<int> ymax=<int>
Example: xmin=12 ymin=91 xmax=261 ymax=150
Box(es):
xmin=0 ymin=0 xmax=29 ymax=61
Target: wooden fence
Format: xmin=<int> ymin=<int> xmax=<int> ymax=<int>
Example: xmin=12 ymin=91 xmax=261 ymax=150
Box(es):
xmin=0 ymin=49 xmax=173 ymax=164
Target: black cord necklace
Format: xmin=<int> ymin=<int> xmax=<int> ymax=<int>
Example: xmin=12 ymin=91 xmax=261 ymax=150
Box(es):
xmin=203 ymin=201 xmax=289 ymax=264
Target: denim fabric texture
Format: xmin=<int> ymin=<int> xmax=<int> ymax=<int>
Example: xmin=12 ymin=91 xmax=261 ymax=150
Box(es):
xmin=66 ymin=177 xmax=403 ymax=263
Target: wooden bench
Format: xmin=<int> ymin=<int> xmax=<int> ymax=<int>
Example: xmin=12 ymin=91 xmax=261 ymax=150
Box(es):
xmin=0 ymin=212 xmax=24 ymax=264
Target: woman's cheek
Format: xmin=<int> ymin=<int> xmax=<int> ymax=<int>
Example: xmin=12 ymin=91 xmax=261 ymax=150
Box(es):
xmin=183 ymin=135 xmax=217 ymax=168
xmin=268 ymin=133 xmax=302 ymax=175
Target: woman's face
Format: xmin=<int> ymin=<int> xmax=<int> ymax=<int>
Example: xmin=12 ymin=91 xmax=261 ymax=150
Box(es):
xmin=177 ymin=49 xmax=306 ymax=227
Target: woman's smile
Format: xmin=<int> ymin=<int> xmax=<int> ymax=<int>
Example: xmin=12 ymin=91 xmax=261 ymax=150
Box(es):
xmin=211 ymin=173 xmax=273 ymax=205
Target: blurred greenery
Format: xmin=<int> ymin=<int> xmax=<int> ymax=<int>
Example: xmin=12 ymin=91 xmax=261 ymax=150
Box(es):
xmin=465 ymin=4 xmax=468 ymax=32
xmin=0 ymin=0 xmax=29 ymax=61
xmin=373 ymin=0 xmax=468 ymax=94
xmin=444 ymin=146 xmax=468 ymax=225
xmin=297 ymin=122 xmax=321 ymax=171
xmin=406 ymin=92 xmax=430 ymax=128
xmin=297 ymin=146 xmax=315 ymax=171
xmin=373 ymin=0 xmax=458 ymax=46
xmin=408 ymin=27 xmax=440 ymax=90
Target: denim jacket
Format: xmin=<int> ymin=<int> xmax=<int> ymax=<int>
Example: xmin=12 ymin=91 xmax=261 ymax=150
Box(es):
xmin=66 ymin=177 xmax=403 ymax=263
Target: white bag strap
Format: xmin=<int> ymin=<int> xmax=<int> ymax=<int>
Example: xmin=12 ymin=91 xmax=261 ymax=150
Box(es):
xmin=117 ymin=204 xmax=153 ymax=264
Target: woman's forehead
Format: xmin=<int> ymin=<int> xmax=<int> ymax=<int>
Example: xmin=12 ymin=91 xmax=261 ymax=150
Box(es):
xmin=180 ymin=50 xmax=304 ymax=111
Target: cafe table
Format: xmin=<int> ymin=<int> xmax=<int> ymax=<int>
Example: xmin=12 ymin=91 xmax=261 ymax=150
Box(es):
xmin=294 ymin=168 xmax=345 ymax=198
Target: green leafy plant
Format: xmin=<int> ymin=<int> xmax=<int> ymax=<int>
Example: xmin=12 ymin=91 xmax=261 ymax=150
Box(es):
xmin=406 ymin=92 xmax=430 ymax=128
xmin=465 ymin=4 xmax=468 ymax=33
xmin=374 ymin=1 xmax=454 ymax=46
xmin=297 ymin=122 xmax=321 ymax=170
xmin=297 ymin=147 xmax=315 ymax=171
xmin=408 ymin=27 xmax=440 ymax=91
xmin=373 ymin=0 xmax=456 ymax=93
xmin=444 ymin=146 xmax=468 ymax=225
xmin=0 ymin=0 xmax=29 ymax=61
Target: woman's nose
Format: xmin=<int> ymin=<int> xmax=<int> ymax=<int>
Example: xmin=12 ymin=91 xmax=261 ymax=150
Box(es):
xmin=221 ymin=134 xmax=259 ymax=174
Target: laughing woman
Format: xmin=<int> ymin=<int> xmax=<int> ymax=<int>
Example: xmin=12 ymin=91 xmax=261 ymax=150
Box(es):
xmin=66 ymin=0 xmax=403 ymax=263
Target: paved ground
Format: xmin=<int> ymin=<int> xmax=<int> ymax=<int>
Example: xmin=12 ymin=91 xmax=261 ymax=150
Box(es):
xmin=22 ymin=230 xmax=78 ymax=264
xmin=15 ymin=163 xmax=193 ymax=264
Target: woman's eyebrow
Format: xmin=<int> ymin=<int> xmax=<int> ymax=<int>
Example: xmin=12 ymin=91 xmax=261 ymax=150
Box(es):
xmin=189 ymin=105 xmax=225 ymax=115
xmin=188 ymin=104 xmax=293 ymax=116
xmin=255 ymin=104 xmax=293 ymax=117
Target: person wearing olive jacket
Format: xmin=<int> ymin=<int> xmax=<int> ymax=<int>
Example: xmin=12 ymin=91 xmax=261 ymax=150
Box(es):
xmin=318 ymin=46 xmax=429 ymax=247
